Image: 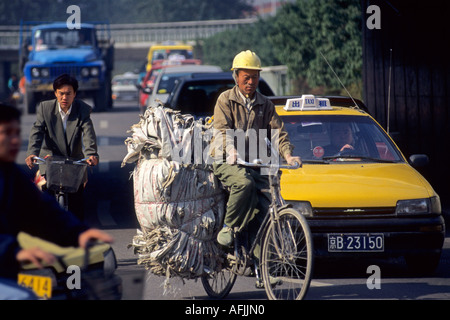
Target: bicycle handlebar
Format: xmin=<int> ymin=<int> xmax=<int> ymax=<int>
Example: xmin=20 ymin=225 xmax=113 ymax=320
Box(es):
xmin=237 ymin=158 xmax=301 ymax=170
xmin=32 ymin=156 xmax=46 ymax=164
xmin=33 ymin=156 xmax=89 ymax=165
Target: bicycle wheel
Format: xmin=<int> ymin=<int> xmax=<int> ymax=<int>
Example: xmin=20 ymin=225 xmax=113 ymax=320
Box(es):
xmin=201 ymin=267 xmax=237 ymax=299
xmin=260 ymin=208 xmax=313 ymax=300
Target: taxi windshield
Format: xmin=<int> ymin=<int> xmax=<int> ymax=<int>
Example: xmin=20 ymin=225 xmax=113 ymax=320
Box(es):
xmin=282 ymin=114 xmax=403 ymax=163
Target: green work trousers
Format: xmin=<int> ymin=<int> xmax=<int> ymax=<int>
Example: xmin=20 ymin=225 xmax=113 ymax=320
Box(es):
xmin=213 ymin=163 xmax=271 ymax=236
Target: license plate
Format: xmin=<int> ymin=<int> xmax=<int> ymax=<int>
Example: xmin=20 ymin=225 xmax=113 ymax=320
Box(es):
xmin=17 ymin=273 xmax=52 ymax=299
xmin=328 ymin=233 xmax=384 ymax=252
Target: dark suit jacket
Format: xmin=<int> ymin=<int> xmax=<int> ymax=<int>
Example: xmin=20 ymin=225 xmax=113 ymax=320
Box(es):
xmin=27 ymin=99 xmax=99 ymax=175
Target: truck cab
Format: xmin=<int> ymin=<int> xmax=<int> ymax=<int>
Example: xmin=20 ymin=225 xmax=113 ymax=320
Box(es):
xmin=19 ymin=22 xmax=114 ymax=113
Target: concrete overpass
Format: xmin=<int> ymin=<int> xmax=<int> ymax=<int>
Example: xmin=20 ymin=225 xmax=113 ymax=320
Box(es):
xmin=0 ymin=18 xmax=257 ymax=100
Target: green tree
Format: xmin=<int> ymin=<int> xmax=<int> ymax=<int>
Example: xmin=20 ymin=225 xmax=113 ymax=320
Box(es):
xmin=202 ymin=18 xmax=281 ymax=71
xmin=202 ymin=0 xmax=362 ymax=97
xmin=269 ymin=0 xmax=362 ymax=95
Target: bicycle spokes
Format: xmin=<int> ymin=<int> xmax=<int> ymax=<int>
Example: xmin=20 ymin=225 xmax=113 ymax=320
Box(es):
xmin=261 ymin=208 xmax=313 ymax=300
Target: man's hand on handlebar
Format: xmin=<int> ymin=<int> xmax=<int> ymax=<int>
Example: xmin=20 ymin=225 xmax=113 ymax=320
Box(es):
xmin=86 ymin=156 xmax=99 ymax=167
xmin=78 ymin=228 xmax=114 ymax=249
xmin=25 ymin=154 xmax=37 ymax=169
xmin=285 ymin=154 xmax=302 ymax=168
xmin=16 ymin=247 xmax=56 ymax=269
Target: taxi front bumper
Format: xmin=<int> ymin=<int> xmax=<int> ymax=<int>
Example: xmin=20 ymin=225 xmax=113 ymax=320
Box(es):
xmin=307 ymin=214 xmax=445 ymax=258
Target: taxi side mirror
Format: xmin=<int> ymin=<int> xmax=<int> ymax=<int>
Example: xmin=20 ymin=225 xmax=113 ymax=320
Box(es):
xmin=409 ymin=154 xmax=429 ymax=168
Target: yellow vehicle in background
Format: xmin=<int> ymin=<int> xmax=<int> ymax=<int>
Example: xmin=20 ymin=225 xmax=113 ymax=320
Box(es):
xmin=145 ymin=42 xmax=194 ymax=72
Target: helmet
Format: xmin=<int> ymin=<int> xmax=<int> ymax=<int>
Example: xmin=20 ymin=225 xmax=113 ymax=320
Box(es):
xmin=231 ymin=50 xmax=262 ymax=71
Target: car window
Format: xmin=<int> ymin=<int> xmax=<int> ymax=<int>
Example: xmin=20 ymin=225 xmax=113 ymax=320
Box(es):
xmin=152 ymin=49 xmax=193 ymax=61
xmin=156 ymin=73 xmax=192 ymax=94
xmin=282 ymin=114 xmax=403 ymax=163
xmin=177 ymin=80 xmax=235 ymax=116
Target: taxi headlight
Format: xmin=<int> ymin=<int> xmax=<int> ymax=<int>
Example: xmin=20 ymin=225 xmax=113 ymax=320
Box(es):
xmin=286 ymin=201 xmax=313 ymax=217
xmin=395 ymin=198 xmax=434 ymax=215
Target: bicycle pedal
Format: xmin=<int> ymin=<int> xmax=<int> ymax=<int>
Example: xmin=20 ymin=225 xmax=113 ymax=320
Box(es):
xmin=255 ymin=279 xmax=264 ymax=289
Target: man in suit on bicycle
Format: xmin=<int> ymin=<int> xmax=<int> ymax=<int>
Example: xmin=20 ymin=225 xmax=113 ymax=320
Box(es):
xmin=25 ymin=74 xmax=99 ymax=221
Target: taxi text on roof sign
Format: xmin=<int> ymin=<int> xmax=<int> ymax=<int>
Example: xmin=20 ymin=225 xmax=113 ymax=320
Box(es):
xmin=284 ymin=95 xmax=332 ymax=111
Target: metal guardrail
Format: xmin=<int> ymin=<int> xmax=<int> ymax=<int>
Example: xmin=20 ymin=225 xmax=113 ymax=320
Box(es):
xmin=0 ymin=18 xmax=257 ymax=48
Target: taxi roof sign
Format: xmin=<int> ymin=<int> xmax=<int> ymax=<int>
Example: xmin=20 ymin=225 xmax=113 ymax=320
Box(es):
xmin=284 ymin=95 xmax=332 ymax=111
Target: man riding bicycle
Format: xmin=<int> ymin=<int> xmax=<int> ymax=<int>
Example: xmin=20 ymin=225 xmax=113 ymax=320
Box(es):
xmin=25 ymin=74 xmax=99 ymax=221
xmin=211 ymin=50 xmax=301 ymax=253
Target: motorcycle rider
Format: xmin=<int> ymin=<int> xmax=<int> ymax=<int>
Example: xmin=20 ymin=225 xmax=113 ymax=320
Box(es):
xmin=0 ymin=103 xmax=112 ymax=299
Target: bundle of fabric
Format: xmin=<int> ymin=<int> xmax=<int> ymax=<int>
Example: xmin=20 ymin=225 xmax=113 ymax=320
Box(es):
xmin=122 ymin=106 xmax=226 ymax=279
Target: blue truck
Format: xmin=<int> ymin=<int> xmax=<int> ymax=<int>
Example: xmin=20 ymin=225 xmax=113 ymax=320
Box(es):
xmin=19 ymin=21 xmax=114 ymax=113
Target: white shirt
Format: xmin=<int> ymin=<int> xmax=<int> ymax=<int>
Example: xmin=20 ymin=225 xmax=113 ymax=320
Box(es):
xmin=58 ymin=103 xmax=72 ymax=132
xmin=238 ymin=90 xmax=256 ymax=112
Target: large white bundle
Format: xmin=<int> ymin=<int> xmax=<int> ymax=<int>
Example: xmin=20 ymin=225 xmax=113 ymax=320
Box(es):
xmin=123 ymin=106 xmax=225 ymax=279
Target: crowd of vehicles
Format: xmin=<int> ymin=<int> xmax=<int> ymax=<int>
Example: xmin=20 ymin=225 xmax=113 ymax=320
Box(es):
xmin=15 ymin=33 xmax=444 ymax=298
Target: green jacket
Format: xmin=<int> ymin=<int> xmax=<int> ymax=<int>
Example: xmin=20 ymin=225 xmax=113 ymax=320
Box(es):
xmin=212 ymin=85 xmax=293 ymax=162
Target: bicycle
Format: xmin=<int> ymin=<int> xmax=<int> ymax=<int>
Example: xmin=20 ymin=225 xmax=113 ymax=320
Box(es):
xmin=33 ymin=155 xmax=88 ymax=210
xmin=201 ymin=159 xmax=314 ymax=300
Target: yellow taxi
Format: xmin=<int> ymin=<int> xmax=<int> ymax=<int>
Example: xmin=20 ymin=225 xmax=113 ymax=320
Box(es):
xmin=145 ymin=42 xmax=194 ymax=72
xmin=277 ymin=95 xmax=445 ymax=273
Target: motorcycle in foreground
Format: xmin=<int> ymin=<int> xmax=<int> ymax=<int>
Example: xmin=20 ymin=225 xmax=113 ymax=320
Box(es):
xmin=17 ymin=232 xmax=122 ymax=300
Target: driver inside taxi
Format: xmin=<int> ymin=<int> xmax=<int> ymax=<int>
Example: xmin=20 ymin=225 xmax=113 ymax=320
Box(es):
xmin=324 ymin=123 xmax=355 ymax=156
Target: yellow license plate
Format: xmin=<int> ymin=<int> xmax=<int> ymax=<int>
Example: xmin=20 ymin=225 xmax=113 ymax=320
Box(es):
xmin=17 ymin=273 xmax=52 ymax=299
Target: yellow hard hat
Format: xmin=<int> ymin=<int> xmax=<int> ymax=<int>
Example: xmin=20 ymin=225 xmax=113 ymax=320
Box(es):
xmin=231 ymin=50 xmax=262 ymax=71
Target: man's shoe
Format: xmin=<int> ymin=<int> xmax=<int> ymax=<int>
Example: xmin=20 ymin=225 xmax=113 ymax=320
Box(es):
xmin=217 ymin=226 xmax=233 ymax=247
xmin=255 ymin=276 xmax=283 ymax=289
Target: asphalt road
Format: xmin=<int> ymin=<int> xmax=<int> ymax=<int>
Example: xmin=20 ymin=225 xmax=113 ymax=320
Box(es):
xmin=16 ymin=99 xmax=450 ymax=301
